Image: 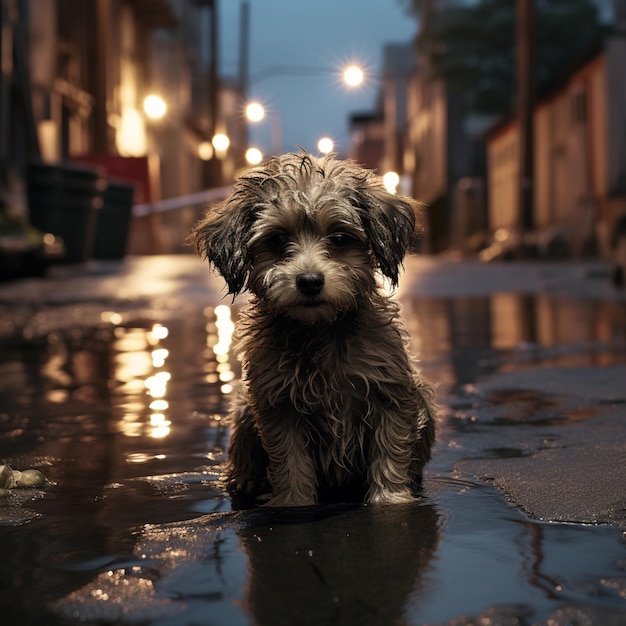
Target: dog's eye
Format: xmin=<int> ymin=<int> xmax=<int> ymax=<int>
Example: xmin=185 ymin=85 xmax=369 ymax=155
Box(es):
xmin=327 ymin=233 xmax=353 ymax=248
xmin=267 ymin=232 xmax=290 ymax=253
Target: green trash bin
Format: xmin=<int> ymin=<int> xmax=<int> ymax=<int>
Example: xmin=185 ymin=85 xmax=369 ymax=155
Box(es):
xmin=93 ymin=180 xmax=135 ymax=260
xmin=27 ymin=161 xmax=106 ymax=263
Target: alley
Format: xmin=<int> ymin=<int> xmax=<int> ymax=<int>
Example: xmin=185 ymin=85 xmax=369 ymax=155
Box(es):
xmin=0 ymin=254 xmax=625 ymax=625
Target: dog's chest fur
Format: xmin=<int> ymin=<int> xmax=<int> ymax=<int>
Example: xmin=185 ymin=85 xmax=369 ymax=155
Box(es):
xmin=236 ymin=298 xmax=418 ymax=488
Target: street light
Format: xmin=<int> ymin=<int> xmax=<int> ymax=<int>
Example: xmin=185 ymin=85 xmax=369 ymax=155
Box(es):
xmin=143 ymin=94 xmax=167 ymax=120
xmin=317 ymin=137 xmax=334 ymax=154
xmin=245 ymin=63 xmax=370 ymax=156
xmin=249 ymin=63 xmax=370 ymax=88
xmin=198 ymin=141 xmax=213 ymax=161
xmin=245 ymin=101 xmax=265 ymax=123
xmin=212 ymin=133 xmax=230 ymax=152
xmin=383 ymin=171 xmax=400 ymax=194
xmin=245 ymin=101 xmax=282 ymax=155
xmin=342 ymin=64 xmax=365 ymax=88
xmin=245 ymin=147 xmax=263 ymax=165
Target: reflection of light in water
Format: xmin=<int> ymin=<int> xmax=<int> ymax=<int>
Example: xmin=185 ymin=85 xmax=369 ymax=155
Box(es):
xmin=148 ymin=323 xmax=169 ymax=344
xmin=127 ymin=452 xmax=151 ymax=463
xmin=115 ymin=328 xmax=149 ymax=352
xmin=150 ymin=399 xmax=169 ymax=411
xmin=218 ymin=369 xmax=235 ymax=382
xmin=113 ymin=322 xmax=173 ymax=443
xmin=121 ymin=414 xmax=142 ymax=437
xmin=46 ymin=389 xmax=69 ymax=403
xmin=145 ymin=327 xmax=171 ymax=437
xmin=213 ymin=306 xmax=234 ymax=356
xmin=101 ymin=311 xmax=123 ymax=325
xmin=206 ymin=305 xmax=235 ymax=395
xmin=145 ymin=371 xmax=171 ymax=398
xmin=116 ymin=351 xmax=152 ymax=381
xmin=151 ymin=348 xmax=169 ymax=367
xmin=125 ymin=452 xmax=166 ymax=463
xmin=149 ymin=412 xmax=171 ymax=439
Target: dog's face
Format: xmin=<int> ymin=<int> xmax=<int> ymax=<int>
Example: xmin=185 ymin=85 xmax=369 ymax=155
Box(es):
xmin=190 ymin=152 xmax=422 ymax=324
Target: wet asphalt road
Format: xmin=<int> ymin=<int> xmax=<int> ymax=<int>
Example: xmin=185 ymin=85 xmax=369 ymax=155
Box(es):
xmin=1 ymin=254 xmax=625 ymax=625
xmin=396 ymin=256 xmax=626 ymax=528
xmin=1 ymin=255 xmax=625 ymax=526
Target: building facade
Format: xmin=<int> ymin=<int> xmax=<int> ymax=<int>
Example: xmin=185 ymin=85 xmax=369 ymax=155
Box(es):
xmin=486 ymin=37 xmax=626 ymax=258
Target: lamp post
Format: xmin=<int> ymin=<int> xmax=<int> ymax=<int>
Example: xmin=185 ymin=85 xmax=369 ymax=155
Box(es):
xmin=143 ymin=94 xmax=167 ymax=120
xmin=317 ymin=137 xmax=334 ymax=155
xmin=245 ymin=101 xmax=282 ymax=155
xmin=244 ymin=63 xmax=371 ymax=157
xmin=245 ymin=147 xmax=263 ymax=165
xmin=342 ymin=64 xmax=366 ymax=88
xmin=517 ymin=0 xmax=535 ymax=238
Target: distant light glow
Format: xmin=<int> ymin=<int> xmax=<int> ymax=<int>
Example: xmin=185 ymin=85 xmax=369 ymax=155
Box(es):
xmin=145 ymin=371 xmax=171 ymax=398
xmin=198 ymin=141 xmax=214 ymax=160
xmin=151 ymin=348 xmax=169 ymax=368
xmin=101 ymin=311 xmax=123 ymax=325
xmin=212 ymin=133 xmax=230 ymax=153
xmin=143 ymin=94 xmax=167 ymax=120
xmin=213 ymin=305 xmax=234 ymax=357
xmin=383 ymin=171 xmax=400 ymax=194
xmin=207 ymin=305 xmax=236 ymax=398
xmin=246 ymin=101 xmax=265 ymax=122
xmin=317 ymin=137 xmax=334 ymax=154
xmin=246 ymin=147 xmax=263 ymax=165
xmin=495 ymin=228 xmax=509 ymax=242
xmin=149 ymin=413 xmax=171 ymax=439
xmin=149 ymin=323 xmax=169 ymax=342
xmin=343 ymin=64 xmax=365 ymax=88
xmin=117 ymin=107 xmax=147 ymax=156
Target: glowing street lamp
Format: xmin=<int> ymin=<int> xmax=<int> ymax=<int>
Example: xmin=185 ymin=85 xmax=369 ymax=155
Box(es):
xmin=212 ymin=133 xmax=230 ymax=152
xmin=198 ymin=141 xmax=213 ymax=161
xmin=245 ymin=101 xmax=266 ymax=123
xmin=342 ymin=64 xmax=365 ymax=88
xmin=383 ymin=171 xmax=400 ymax=194
xmin=245 ymin=63 xmax=367 ymax=156
xmin=143 ymin=94 xmax=167 ymax=120
xmin=246 ymin=147 xmax=263 ymax=165
xmin=317 ymin=137 xmax=334 ymax=154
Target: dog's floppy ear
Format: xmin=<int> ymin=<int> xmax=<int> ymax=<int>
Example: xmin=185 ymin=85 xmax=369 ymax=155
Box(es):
xmin=355 ymin=184 xmax=423 ymax=286
xmin=188 ymin=192 xmax=258 ymax=295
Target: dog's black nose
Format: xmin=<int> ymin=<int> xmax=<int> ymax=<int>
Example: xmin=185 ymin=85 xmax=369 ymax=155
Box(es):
xmin=296 ymin=272 xmax=325 ymax=296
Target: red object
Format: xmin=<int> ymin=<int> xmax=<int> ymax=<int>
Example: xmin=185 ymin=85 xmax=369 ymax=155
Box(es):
xmin=72 ymin=154 xmax=160 ymax=204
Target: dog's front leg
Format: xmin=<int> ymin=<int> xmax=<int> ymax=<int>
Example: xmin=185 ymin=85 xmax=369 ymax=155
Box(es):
xmin=260 ymin=412 xmax=317 ymax=507
xmin=366 ymin=408 xmax=416 ymax=504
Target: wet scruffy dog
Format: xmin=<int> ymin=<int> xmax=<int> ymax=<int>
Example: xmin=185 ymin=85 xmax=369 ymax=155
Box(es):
xmin=190 ymin=152 xmax=436 ymax=506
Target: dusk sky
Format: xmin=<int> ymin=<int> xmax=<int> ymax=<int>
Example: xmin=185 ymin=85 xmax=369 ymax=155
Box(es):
xmin=219 ymin=0 xmax=417 ymax=157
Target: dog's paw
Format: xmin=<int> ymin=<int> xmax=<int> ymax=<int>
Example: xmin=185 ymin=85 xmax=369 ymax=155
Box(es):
xmin=367 ymin=487 xmax=416 ymax=504
xmin=265 ymin=492 xmax=317 ymax=507
xmin=227 ymin=474 xmax=267 ymax=497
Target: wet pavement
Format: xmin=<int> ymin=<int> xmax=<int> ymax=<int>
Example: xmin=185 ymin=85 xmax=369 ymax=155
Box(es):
xmin=0 ymin=255 xmax=625 ymax=625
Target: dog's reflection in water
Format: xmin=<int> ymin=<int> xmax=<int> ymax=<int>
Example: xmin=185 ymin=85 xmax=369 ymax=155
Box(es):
xmin=237 ymin=501 xmax=440 ymax=626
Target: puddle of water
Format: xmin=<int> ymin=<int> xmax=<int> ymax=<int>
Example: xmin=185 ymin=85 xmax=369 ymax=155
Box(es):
xmin=0 ymin=293 xmax=625 ymax=624
xmin=402 ymin=293 xmax=626 ymax=392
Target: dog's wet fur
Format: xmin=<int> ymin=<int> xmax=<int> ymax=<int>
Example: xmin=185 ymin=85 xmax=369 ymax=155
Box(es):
xmin=190 ymin=151 xmax=436 ymax=506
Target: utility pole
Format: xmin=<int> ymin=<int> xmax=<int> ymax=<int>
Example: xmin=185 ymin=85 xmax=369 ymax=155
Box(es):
xmin=0 ymin=0 xmax=13 ymax=189
xmin=239 ymin=1 xmax=250 ymax=150
xmin=516 ymin=0 xmax=535 ymax=237
xmin=206 ymin=0 xmax=222 ymax=186
xmin=94 ymin=0 xmax=110 ymax=153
